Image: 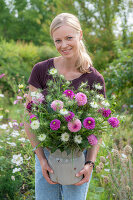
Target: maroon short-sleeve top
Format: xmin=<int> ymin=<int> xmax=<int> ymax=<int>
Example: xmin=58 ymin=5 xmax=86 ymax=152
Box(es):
xmin=28 ymin=58 xmax=106 ymax=98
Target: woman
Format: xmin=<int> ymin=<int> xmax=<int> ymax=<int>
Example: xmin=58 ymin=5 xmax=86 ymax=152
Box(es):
xmin=24 ymin=13 xmax=106 ymax=200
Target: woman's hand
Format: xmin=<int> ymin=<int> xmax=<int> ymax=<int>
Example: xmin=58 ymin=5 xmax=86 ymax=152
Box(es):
xmin=40 ymin=159 xmax=58 ymax=184
xmin=73 ymin=164 xmax=93 ymax=186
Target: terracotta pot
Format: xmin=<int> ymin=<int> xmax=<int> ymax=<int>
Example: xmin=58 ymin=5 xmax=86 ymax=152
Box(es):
xmin=48 ymin=149 xmax=85 ymax=185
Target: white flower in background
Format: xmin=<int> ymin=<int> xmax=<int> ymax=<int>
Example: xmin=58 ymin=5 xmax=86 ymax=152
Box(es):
xmin=21 ymin=129 xmax=25 ymax=132
xmin=94 ymin=84 xmax=103 ymax=90
xmin=0 ymin=124 xmax=8 ymax=129
xmin=31 ymin=120 xmax=40 ymax=129
xmin=0 ymin=139 xmax=3 ymax=142
xmin=13 ymin=168 xmax=21 ymax=173
xmin=104 ymin=169 xmax=110 ymax=172
xmin=10 ymin=130 xmax=20 ymax=137
xmin=101 ymin=100 xmax=110 ymax=107
xmin=7 ymin=137 xmax=11 ymax=140
xmin=0 ymin=115 xmax=3 ymax=120
xmin=90 ymin=101 xmax=99 ymax=108
xmin=59 ymin=108 xmax=69 ymax=115
xmin=121 ymin=153 xmax=127 ymax=158
xmin=11 ymin=154 xmax=23 ymax=166
xmin=61 ymin=132 xmax=70 ymax=142
xmin=11 ymin=176 xmax=15 ymax=181
xmin=49 ymin=68 xmax=57 ymax=75
xmin=13 ymin=122 xmax=19 ymax=126
xmin=74 ymin=135 xmax=82 ymax=144
xmin=7 ymin=142 xmax=16 ymax=146
xmin=96 ymin=95 xmax=101 ymax=99
xmin=79 ymin=82 xmax=87 ymax=88
xmin=24 ymin=156 xmax=31 ymax=161
xmin=0 ymin=94 xmax=4 ymax=97
xmin=38 ymin=134 xmax=46 ymax=141
xmin=18 ymin=138 xmax=26 ymax=142
xmin=0 ymin=146 xmax=2 ymax=149
xmin=9 ymin=122 xmax=13 ymax=128
xmin=6 ymin=129 xmax=10 ymax=132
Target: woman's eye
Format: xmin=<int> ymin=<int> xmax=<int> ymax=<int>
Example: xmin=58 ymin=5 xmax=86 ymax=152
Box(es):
xmin=67 ymin=37 xmax=72 ymax=40
xmin=55 ymin=40 xmax=61 ymax=43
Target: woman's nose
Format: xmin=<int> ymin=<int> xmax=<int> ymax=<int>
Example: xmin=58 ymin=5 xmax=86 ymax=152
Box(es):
xmin=61 ymin=40 xmax=68 ymax=48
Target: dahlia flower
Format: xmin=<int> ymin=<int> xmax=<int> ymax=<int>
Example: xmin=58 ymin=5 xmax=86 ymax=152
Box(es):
xmin=26 ymin=101 xmax=33 ymax=112
xmin=51 ymin=100 xmax=64 ymax=111
xmin=64 ymin=111 xmax=75 ymax=122
xmin=63 ymin=90 xmax=75 ymax=99
xmin=87 ymin=134 xmax=98 ymax=145
xmin=38 ymin=134 xmax=46 ymax=141
xmin=30 ymin=120 xmax=40 ymax=129
xmin=102 ymin=109 xmax=111 ymax=117
xmin=75 ymin=92 xmax=87 ymax=106
xmin=50 ymin=119 xmax=61 ymax=130
xmin=108 ymin=117 xmax=119 ymax=128
xmin=68 ymin=119 xmax=82 ymax=132
xmin=83 ymin=117 xmax=95 ymax=129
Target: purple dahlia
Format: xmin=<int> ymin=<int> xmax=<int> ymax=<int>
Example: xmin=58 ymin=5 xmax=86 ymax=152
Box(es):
xmin=102 ymin=109 xmax=111 ymax=117
xmin=87 ymin=134 xmax=98 ymax=145
xmin=63 ymin=90 xmax=75 ymax=99
xmin=83 ymin=117 xmax=95 ymax=129
xmin=108 ymin=117 xmax=119 ymax=128
xmin=26 ymin=101 xmax=33 ymax=112
xmin=50 ymin=119 xmax=61 ymax=130
xmin=64 ymin=111 xmax=75 ymax=122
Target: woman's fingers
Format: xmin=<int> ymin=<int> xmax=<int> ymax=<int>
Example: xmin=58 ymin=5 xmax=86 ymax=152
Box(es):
xmin=42 ymin=169 xmax=57 ymax=184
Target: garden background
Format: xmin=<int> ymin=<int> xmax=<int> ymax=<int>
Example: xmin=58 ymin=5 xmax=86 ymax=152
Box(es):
xmin=0 ymin=0 xmax=133 ymax=199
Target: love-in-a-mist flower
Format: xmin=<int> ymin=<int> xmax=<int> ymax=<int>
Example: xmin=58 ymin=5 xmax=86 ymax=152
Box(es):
xmin=90 ymin=101 xmax=99 ymax=108
xmin=108 ymin=117 xmax=119 ymax=128
xmin=68 ymin=119 xmax=81 ymax=132
xmin=83 ymin=117 xmax=95 ymax=129
xmin=63 ymin=90 xmax=75 ymax=99
xmin=64 ymin=111 xmax=75 ymax=122
xmin=74 ymin=135 xmax=82 ymax=144
xmin=60 ymin=108 xmax=69 ymax=115
xmin=51 ymin=100 xmax=64 ymax=111
xmin=61 ymin=132 xmax=70 ymax=142
xmin=31 ymin=120 xmax=40 ymax=129
xmin=94 ymin=83 xmax=103 ymax=90
xmin=49 ymin=68 xmax=57 ymax=75
xmin=75 ymin=92 xmax=87 ymax=106
xmin=87 ymin=134 xmax=98 ymax=145
xmin=102 ymin=109 xmax=111 ymax=117
xmin=50 ymin=119 xmax=61 ymax=130
xmin=38 ymin=134 xmax=46 ymax=141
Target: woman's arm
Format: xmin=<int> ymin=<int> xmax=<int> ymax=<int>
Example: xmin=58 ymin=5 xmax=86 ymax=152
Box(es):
xmin=24 ymin=85 xmax=57 ymax=184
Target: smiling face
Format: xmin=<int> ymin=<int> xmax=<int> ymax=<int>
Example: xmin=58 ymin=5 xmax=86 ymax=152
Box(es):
xmin=52 ymin=25 xmax=82 ymax=58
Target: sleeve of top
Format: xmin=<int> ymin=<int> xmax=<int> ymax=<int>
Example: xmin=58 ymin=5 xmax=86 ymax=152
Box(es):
xmin=96 ymin=75 xmax=106 ymax=98
xmin=28 ymin=63 xmax=43 ymax=89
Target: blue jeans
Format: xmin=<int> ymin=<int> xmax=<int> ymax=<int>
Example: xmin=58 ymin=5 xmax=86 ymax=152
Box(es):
xmin=35 ymin=148 xmax=92 ymax=200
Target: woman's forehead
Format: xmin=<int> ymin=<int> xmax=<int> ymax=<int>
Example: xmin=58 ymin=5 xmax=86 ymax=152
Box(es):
xmin=52 ymin=25 xmax=78 ymax=39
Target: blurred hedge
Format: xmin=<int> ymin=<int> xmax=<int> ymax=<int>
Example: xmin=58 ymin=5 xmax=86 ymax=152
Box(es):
xmin=0 ymin=40 xmax=58 ymax=102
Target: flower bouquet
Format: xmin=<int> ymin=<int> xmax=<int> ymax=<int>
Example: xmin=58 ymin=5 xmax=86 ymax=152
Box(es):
xmin=25 ymin=68 xmax=120 ymax=185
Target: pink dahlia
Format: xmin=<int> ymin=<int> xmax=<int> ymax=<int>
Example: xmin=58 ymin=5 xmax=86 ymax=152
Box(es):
xmin=50 ymin=119 xmax=61 ymax=130
xmin=63 ymin=90 xmax=75 ymax=99
xmin=51 ymin=100 xmax=64 ymax=111
xmin=68 ymin=119 xmax=81 ymax=132
xmin=108 ymin=117 xmax=119 ymax=128
xmin=29 ymin=114 xmax=38 ymax=123
xmin=83 ymin=117 xmax=95 ymax=129
xmin=102 ymin=109 xmax=111 ymax=117
xmin=75 ymin=92 xmax=87 ymax=106
xmin=87 ymin=134 xmax=98 ymax=145
xmin=64 ymin=111 xmax=75 ymax=122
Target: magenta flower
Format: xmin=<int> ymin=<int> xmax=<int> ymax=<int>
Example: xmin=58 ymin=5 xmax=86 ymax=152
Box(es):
xmin=64 ymin=111 xmax=75 ymax=122
xmin=108 ymin=117 xmax=119 ymax=128
xmin=0 ymin=74 xmax=5 ymax=79
xmin=68 ymin=119 xmax=81 ymax=132
xmin=14 ymin=100 xmax=19 ymax=105
xmin=51 ymin=100 xmax=64 ymax=111
xmin=63 ymin=90 xmax=75 ymax=99
xmin=87 ymin=134 xmax=98 ymax=145
xmin=29 ymin=114 xmax=38 ymax=123
xmin=75 ymin=92 xmax=87 ymax=106
xmin=98 ymin=108 xmax=105 ymax=113
xmin=19 ymin=123 xmax=24 ymax=127
xmin=102 ymin=109 xmax=111 ymax=117
xmin=26 ymin=101 xmax=33 ymax=112
xmin=50 ymin=119 xmax=61 ymax=130
xmin=17 ymin=96 xmax=23 ymax=100
xmin=83 ymin=117 xmax=95 ymax=129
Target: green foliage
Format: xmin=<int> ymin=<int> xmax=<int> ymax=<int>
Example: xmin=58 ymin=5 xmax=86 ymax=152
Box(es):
xmin=103 ymin=46 xmax=133 ymax=109
xmin=0 ymin=39 xmax=58 ymax=104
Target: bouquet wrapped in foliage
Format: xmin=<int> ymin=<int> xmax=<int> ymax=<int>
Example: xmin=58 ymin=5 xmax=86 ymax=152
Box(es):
xmin=26 ymin=68 xmax=120 ymax=154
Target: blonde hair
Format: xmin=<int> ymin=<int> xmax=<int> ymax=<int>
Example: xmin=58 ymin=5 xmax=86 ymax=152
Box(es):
xmin=50 ymin=13 xmax=92 ymax=73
